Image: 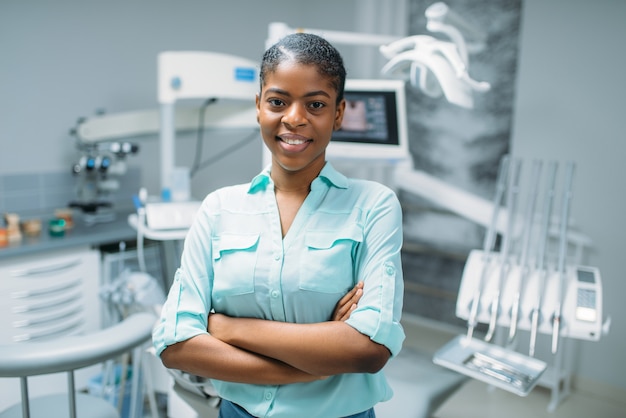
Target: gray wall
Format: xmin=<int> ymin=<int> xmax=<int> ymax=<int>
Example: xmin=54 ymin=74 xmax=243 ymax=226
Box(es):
xmin=1 ymin=0 xmax=624 ymax=394
xmin=511 ymin=0 xmax=625 ymax=392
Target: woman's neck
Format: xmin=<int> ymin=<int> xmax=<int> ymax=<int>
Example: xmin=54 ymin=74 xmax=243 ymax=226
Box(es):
xmin=271 ymin=161 xmax=324 ymax=194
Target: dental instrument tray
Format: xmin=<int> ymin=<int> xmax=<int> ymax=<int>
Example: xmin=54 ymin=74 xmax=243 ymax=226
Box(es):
xmin=433 ymin=335 xmax=547 ymax=396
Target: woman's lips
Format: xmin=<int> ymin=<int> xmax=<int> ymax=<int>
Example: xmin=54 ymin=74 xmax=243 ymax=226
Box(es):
xmin=277 ymin=134 xmax=311 ymax=152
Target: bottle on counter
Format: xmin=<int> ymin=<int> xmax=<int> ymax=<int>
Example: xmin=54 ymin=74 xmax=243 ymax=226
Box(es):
xmin=3 ymin=213 xmax=22 ymax=243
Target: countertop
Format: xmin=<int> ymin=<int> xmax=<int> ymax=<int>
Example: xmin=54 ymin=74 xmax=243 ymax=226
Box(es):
xmin=0 ymin=209 xmax=138 ymax=261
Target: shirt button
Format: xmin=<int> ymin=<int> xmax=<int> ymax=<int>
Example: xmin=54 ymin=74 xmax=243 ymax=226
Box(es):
xmin=385 ymin=265 xmax=395 ymax=275
xmin=271 ymin=290 xmax=280 ymax=298
xmin=274 ymin=254 xmax=281 ymax=261
xmin=264 ymin=392 xmax=273 ymax=400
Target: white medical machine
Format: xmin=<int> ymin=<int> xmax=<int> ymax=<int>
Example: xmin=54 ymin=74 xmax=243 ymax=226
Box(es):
xmin=433 ymin=158 xmax=610 ymax=410
xmin=76 ymin=51 xmax=259 ymax=237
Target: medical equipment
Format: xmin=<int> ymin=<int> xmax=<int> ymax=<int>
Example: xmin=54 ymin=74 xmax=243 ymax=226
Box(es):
xmin=143 ymin=201 xmax=202 ymax=231
xmin=483 ymin=158 xmax=522 ymax=343
xmin=157 ymin=51 xmax=258 ymax=197
xmin=466 ymin=156 xmax=509 ymax=342
xmin=73 ymin=51 xmax=259 ymax=201
xmin=379 ymin=34 xmax=489 ymax=108
xmin=433 ymin=158 xmax=610 ymax=409
xmin=551 ymin=162 xmax=575 ymax=354
xmin=507 ymin=160 xmax=542 ymax=345
xmin=528 ymin=162 xmax=558 ymax=356
xmin=330 ymin=79 xmax=410 ymax=162
xmin=68 ymin=121 xmax=140 ymax=224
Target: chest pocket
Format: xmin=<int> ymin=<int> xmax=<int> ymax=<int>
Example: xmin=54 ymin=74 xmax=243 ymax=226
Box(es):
xmin=212 ymin=233 xmax=259 ymax=296
xmin=299 ymin=224 xmax=363 ymax=294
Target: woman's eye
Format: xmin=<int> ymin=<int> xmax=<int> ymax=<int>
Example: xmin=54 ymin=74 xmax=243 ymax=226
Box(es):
xmin=268 ymin=98 xmax=284 ymax=107
xmin=309 ymin=101 xmax=325 ymax=110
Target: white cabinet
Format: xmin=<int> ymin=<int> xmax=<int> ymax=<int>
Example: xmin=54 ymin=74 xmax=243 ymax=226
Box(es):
xmin=0 ymin=246 xmax=102 ymax=411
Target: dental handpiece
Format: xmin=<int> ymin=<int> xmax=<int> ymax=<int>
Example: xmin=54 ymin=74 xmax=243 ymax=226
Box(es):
xmin=485 ymin=158 xmax=521 ymax=343
xmin=508 ymin=160 xmax=543 ymax=345
xmin=551 ymin=162 xmax=575 ymax=354
xmin=466 ymin=155 xmax=510 ymax=340
xmin=529 ymin=161 xmax=558 ymax=357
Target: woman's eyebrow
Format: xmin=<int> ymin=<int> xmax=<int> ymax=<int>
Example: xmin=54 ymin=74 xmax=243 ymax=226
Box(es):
xmin=265 ymin=87 xmax=289 ymax=96
xmin=264 ymin=87 xmax=331 ymax=99
xmin=303 ymin=90 xmax=331 ymax=98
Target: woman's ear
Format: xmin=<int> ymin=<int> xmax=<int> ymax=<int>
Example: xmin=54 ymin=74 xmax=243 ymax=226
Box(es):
xmin=333 ymin=99 xmax=346 ymax=131
xmin=255 ymin=93 xmax=261 ymax=123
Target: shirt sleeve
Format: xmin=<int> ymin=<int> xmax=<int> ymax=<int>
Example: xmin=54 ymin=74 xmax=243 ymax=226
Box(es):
xmin=152 ymin=202 xmax=214 ymax=357
xmin=345 ymin=187 xmax=405 ymax=357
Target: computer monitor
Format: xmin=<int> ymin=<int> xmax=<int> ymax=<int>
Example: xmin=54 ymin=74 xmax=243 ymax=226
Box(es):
xmin=327 ymin=79 xmax=409 ymax=162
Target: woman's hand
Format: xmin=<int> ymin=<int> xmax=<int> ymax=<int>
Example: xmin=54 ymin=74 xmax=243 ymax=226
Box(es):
xmin=331 ymin=281 xmax=363 ymax=321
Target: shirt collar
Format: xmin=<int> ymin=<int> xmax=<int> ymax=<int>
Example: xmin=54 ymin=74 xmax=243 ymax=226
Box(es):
xmin=247 ymin=161 xmax=348 ymax=193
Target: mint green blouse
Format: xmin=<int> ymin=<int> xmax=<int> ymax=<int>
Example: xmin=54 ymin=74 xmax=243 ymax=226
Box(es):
xmin=153 ymin=162 xmax=405 ymax=418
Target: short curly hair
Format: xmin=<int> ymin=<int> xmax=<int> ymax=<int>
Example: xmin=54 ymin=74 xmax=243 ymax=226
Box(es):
xmin=260 ymin=32 xmax=347 ymax=104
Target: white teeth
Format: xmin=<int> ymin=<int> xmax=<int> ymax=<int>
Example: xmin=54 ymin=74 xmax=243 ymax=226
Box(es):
xmin=283 ymin=138 xmax=306 ymax=145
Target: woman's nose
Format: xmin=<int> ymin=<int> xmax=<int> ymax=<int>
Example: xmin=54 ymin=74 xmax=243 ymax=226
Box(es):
xmin=283 ymin=103 xmax=307 ymax=128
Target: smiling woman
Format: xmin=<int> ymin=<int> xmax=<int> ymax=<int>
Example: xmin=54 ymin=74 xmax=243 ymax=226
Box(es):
xmin=257 ymin=62 xmax=340 ymax=177
xmin=256 ymin=36 xmax=346 ymax=178
xmin=152 ymin=32 xmax=405 ymax=418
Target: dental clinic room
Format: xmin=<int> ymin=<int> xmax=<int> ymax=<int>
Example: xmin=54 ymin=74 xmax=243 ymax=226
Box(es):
xmin=1 ymin=0 xmax=625 ymax=417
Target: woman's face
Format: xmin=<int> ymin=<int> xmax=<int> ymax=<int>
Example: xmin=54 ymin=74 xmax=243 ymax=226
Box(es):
xmin=256 ymin=61 xmax=345 ymax=175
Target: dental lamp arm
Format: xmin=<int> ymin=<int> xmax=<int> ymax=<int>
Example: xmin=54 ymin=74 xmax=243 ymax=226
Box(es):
xmin=379 ymin=35 xmax=437 ymax=59
xmin=426 ymin=2 xmax=487 ymax=58
xmin=267 ymin=21 xmax=399 ymax=49
xmin=435 ymin=42 xmax=490 ymax=92
xmin=381 ymin=46 xmax=488 ymax=108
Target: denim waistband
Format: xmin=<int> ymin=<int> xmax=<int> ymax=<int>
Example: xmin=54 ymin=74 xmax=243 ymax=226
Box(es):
xmin=218 ymin=399 xmax=376 ymax=418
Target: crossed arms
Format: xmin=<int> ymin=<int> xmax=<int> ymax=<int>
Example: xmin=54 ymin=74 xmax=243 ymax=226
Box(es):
xmin=160 ymin=282 xmax=391 ymax=385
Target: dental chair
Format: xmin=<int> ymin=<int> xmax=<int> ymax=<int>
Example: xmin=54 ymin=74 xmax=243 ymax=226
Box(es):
xmin=0 ymin=312 xmax=156 ymax=418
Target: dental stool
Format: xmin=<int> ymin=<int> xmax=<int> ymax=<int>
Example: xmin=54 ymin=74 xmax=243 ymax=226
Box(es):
xmin=0 ymin=313 xmax=155 ymax=418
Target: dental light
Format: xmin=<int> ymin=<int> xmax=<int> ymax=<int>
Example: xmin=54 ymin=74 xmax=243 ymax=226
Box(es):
xmin=379 ymin=1 xmax=490 ymax=109
xmin=379 ymin=34 xmax=490 ymax=108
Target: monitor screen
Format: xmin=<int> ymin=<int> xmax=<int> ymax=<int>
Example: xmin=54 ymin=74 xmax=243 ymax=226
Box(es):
xmin=327 ymin=79 xmax=409 ymax=162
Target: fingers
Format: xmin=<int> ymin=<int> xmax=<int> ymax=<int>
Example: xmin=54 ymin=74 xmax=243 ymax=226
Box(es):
xmin=337 ymin=281 xmax=362 ymax=306
xmin=339 ymin=302 xmax=358 ymax=322
xmin=332 ymin=282 xmax=364 ymax=321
